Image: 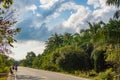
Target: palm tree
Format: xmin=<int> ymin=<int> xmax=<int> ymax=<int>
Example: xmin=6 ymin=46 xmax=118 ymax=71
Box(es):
xmin=106 ymin=0 xmax=120 ymax=7
xmin=45 ymin=33 xmax=63 ymax=53
xmin=62 ymin=32 xmax=73 ymax=45
xmin=87 ymin=21 xmax=105 ymax=44
xmin=73 ymin=33 xmax=81 ymax=45
xmin=106 ymin=0 xmax=120 ymax=19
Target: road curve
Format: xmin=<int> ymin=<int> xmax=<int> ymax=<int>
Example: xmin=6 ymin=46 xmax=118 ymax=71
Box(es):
xmin=15 ymin=67 xmax=89 ymax=80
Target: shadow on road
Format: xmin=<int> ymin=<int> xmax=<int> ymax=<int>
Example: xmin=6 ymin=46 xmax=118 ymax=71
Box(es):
xmin=16 ymin=75 xmax=46 ymax=80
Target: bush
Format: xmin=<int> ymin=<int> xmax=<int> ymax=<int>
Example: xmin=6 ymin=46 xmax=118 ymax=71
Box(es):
xmin=3 ymin=67 xmax=9 ymax=73
xmin=0 ymin=67 xmax=9 ymax=73
xmin=89 ymin=70 xmax=97 ymax=77
xmin=53 ymin=45 xmax=87 ymax=71
xmin=42 ymin=64 xmax=60 ymax=72
xmin=94 ymin=68 xmax=115 ymax=80
xmin=74 ymin=70 xmax=89 ymax=78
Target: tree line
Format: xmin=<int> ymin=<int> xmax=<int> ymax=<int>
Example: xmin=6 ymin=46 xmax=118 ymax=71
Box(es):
xmin=19 ymin=19 xmax=120 ymax=79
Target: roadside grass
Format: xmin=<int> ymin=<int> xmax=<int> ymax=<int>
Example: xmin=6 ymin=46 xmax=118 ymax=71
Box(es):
xmin=56 ymin=70 xmax=94 ymax=80
xmin=0 ymin=76 xmax=7 ymax=80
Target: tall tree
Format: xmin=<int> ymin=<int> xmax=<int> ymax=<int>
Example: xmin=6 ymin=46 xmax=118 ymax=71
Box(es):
xmin=106 ymin=0 xmax=120 ymax=19
xmin=26 ymin=51 xmax=36 ymax=67
xmin=0 ymin=0 xmax=20 ymax=54
xmin=62 ymin=32 xmax=73 ymax=45
xmin=45 ymin=33 xmax=63 ymax=54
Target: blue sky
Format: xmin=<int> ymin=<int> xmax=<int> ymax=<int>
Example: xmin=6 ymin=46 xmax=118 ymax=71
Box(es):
xmin=10 ymin=0 xmax=116 ymax=60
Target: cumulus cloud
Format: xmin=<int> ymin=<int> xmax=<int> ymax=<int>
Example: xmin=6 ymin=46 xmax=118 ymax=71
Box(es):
xmin=88 ymin=0 xmax=116 ymax=22
xmin=48 ymin=2 xmax=91 ymax=32
xmin=40 ymin=2 xmax=91 ymax=32
xmin=39 ymin=0 xmax=70 ymax=20
xmin=87 ymin=0 xmax=110 ymax=9
xmin=92 ymin=7 xmax=115 ymax=22
xmin=25 ymin=4 xmax=37 ymax=13
xmin=46 ymin=2 xmax=76 ymax=21
xmin=87 ymin=0 xmax=100 ymax=9
xmin=10 ymin=40 xmax=45 ymax=60
xmin=58 ymin=2 xmax=77 ymax=12
xmin=39 ymin=0 xmax=59 ymax=9
xmin=62 ymin=6 xmax=91 ymax=29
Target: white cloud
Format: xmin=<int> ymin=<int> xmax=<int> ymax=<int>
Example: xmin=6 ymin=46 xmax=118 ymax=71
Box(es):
xmin=42 ymin=2 xmax=75 ymax=24
xmin=87 ymin=0 xmax=100 ymax=9
xmin=87 ymin=0 xmax=115 ymax=23
xmin=87 ymin=0 xmax=114 ymax=9
xmin=91 ymin=0 xmax=116 ymax=22
xmin=99 ymin=0 xmax=108 ymax=8
xmin=92 ymin=7 xmax=114 ymax=22
xmin=58 ymin=2 xmax=78 ymax=12
xmin=25 ymin=4 xmax=37 ymax=13
xmin=39 ymin=0 xmax=58 ymax=9
xmin=41 ymin=2 xmax=91 ymax=32
xmin=36 ymin=13 xmax=42 ymax=17
xmin=10 ymin=40 xmax=45 ymax=60
xmin=62 ymin=5 xmax=91 ymax=32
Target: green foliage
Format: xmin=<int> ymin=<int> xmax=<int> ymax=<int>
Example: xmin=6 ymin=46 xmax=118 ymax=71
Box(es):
xmin=19 ymin=59 xmax=28 ymax=66
xmin=20 ymin=51 xmax=36 ymax=67
xmin=42 ymin=64 xmax=60 ymax=71
xmin=89 ymin=70 xmax=97 ymax=77
xmin=0 ymin=0 xmax=13 ymax=8
xmin=0 ymin=54 xmax=14 ymax=73
xmin=0 ymin=3 xmax=20 ymax=54
xmin=91 ymin=49 xmax=106 ymax=72
xmin=32 ymin=57 xmax=41 ymax=68
xmin=53 ymin=45 xmax=87 ymax=71
xmin=106 ymin=0 xmax=120 ymax=7
xmin=0 ymin=54 xmax=9 ymax=67
xmin=0 ymin=67 xmax=9 ymax=73
xmin=40 ymin=54 xmax=61 ymax=71
xmin=105 ymin=44 xmax=120 ymax=73
xmin=47 ymin=46 xmax=86 ymax=71
xmin=94 ymin=68 xmax=115 ymax=80
xmin=104 ymin=19 xmax=120 ymax=43
xmin=26 ymin=51 xmax=36 ymax=60
xmin=80 ymin=42 xmax=94 ymax=70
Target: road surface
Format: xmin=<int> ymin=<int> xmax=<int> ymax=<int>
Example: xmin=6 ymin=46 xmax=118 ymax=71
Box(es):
xmin=15 ymin=67 xmax=89 ymax=80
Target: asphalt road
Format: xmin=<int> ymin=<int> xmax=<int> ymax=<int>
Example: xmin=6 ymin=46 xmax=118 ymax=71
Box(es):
xmin=15 ymin=67 xmax=89 ymax=80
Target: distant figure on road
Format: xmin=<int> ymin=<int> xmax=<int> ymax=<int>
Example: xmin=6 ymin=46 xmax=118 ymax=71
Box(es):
xmin=14 ymin=61 xmax=19 ymax=71
xmin=14 ymin=65 xmax=18 ymax=71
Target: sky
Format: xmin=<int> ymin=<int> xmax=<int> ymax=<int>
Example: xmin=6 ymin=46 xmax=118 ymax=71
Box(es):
xmin=9 ymin=0 xmax=116 ymax=60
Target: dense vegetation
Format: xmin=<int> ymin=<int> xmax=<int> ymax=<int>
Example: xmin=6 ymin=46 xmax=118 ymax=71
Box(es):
xmin=20 ymin=19 xmax=120 ymax=79
xmin=0 ymin=54 xmax=14 ymax=73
